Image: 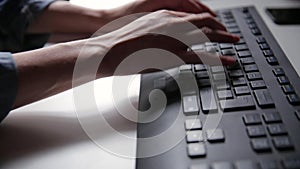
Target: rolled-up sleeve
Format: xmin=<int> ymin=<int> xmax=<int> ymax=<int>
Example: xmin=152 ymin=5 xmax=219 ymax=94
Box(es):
xmin=0 ymin=0 xmax=57 ymax=52
xmin=0 ymin=52 xmax=17 ymax=123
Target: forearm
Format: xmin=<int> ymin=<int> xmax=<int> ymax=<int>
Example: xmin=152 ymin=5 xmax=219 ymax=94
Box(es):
xmin=12 ymin=37 xmax=112 ymax=108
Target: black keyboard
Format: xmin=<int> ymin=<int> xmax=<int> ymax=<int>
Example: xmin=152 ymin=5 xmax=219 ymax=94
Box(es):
xmin=136 ymin=6 xmax=300 ymax=169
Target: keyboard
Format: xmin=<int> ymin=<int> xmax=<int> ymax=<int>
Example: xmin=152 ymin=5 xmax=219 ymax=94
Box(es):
xmin=136 ymin=6 xmax=300 ymax=169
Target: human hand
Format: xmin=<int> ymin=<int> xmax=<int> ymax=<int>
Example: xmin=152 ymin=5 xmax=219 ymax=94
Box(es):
xmin=95 ymin=10 xmax=239 ymax=76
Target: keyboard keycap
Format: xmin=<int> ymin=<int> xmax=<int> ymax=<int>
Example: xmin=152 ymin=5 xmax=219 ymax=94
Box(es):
xmin=187 ymin=143 xmax=206 ymax=157
xmin=266 ymin=57 xmax=279 ymax=65
xmin=235 ymin=160 xmax=259 ymax=169
xmin=196 ymin=71 xmax=209 ymax=79
xmin=228 ymin=69 xmax=244 ymax=78
xmin=220 ymin=96 xmax=255 ymax=112
xmin=232 ymin=77 xmax=247 ymax=86
xmin=272 ymin=68 xmax=285 ymax=76
xmin=238 ymin=51 xmax=251 ymax=58
xmin=217 ymin=90 xmax=233 ymax=99
xmin=216 ymin=82 xmax=231 ymax=90
xmin=244 ymin=64 xmax=259 ymax=72
xmin=222 ymin=49 xmax=236 ymax=55
xmin=235 ymin=44 xmax=248 ymax=51
xmin=247 ymin=125 xmax=266 ymax=137
xmin=240 ymin=57 xmax=255 ymax=65
xmin=282 ymin=159 xmax=300 ymax=169
xmin=287 ymin=94 xmax=300 ymax=105
xmin=267 ymin=124 xmax=287 ymax=135
xmin=259 ymin=43 xmax=270 ymax=50
xmin=185 ymin=119 xmax=202 ymax=130
xmin=183 ymin=95 xmax=199 ymax=115
xmin=250 ymin=80 xmax=266 ymax=89
xmin=206 ymin=129 xmax=225 ymax=142
xmin=212 ymin=162 xmax=234 ymax=169
xmin=282 ymin=85 xmax=295 ymax=94
xmin=198 ymin=79 xmax=211 ymax=87
xmin=187 ymin=130 xmax=204 ymax=143
xmin=194 ymin=64 xmax=207 ymax=71
xmin=251 ymin=138 xmax=272 ymax=152
xmin=180 ymin=64 xmax=193 ymax=72
xmin=220 ymin=43 xmax=233 ymax=49
xmin=263 ymin=50 xmax=274 ymax=57
xmin=263 ymin=112 xmax=282 ymax=123
xmin=213 ymin=73 xmax=226 ymax=81
xmin=272 ymin=136 xmax=294 ymax=150
xmin=260 ymin=160 xmax=281 ymax=169
xmin=243 ymin=113 xmax=262 ymax=125
xmin=211 ymin=66 xmax=225 ymax=73
xmin=256 ymin=36 xmax=266 ymax=44
xmin=254 ymin=89 xmax=275 ymax=108
xmin=247 ymin=72 xmax=262 ymax=81
xmin=234 ymin=86 xmax=251 ymax=95
xmin=251 ymin=28 xmax=261 ymax=35
xmin=277 ymin=76 xmax=290 ymax=85
xmin=200 ymin=87 xmax=218 ymax=113
xmin=190 ymin=164 xmax=210 ymax=169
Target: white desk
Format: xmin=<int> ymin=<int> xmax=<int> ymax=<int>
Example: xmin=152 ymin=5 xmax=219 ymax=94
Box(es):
xmin=1 ymin=0 xmax=299 ymax=169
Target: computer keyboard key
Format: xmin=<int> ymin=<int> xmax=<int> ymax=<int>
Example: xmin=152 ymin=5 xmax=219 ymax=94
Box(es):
xmin=238 ymin=51 xmax=252 ymax=58
xmin=228 ymin=27 xmax=241 ymax=33
xmin=248 ymin=23 xmax=257 ymax=29
xmin=251 ymin=138 xmax=272 ymax=152
xmin=282 ymin=159 xmax=300 ymax=169
xmin=186 ymin=130 xmax=204 ymax=143
xmin=183 ymin=95 xmax=199 ymax=115
xmin=217 ymin=90 xmax=233 ymax=99
xmin=244 ymin=64 xmax=259 ymax=72
xmin=254 ymin=89 xmax=275 ymax=108
xmin=196 ymin=72 xmax=209 ymax=79
xmin=272 ymin=68 xmax=285 ymax=76
xmin=277 ymin=76 xmax=290 ymax=85
xmin=220 ymin=43 xmax=233 ymax=49
xmin=260 ymin=160 xmax=281 ymax=169
xmin=213 ymin=73 xmax=227 ymax=81
xmin=240 ymin=57 xmax=255 ymax=65
xmin=235 ymin=38 xmax=246 ymax=45
xmin=250 ymin=80 xmax=266 ymax=89
xmin=247 ymin=72 xmax=262 ymax=81
xmin=259 ymin=43 xmax=270 ymax=50
xmin=232 ymin=77 xmax=247 ymax=86
xmin=206 ymin=129 xmax=225 ymax=142
xmin=185 ymin=119 xmax=202 ymax=130
xmin=222 ymin=49 xmax=236 ymax=55
xmin=234 ymin=86 xmax=251 ymax=95
xmin=211 ymin=66 xmax=225 ymax=73
xmin=220 ymin=95 xmax=255 ymax=112
xmin=190 ymin=164 xmax=210 ymax=169
xmin=191 ymin=44 xmax=205 ymax=51
xmin=287 ymin=94 xmax=300 ymax=105
xmin=187 ymin=143 xmax=206 ymax=157
xmin=227 ymin=63 xmax=242 ymax=70
xmin=263 ymin=50 xmax=274 ymax=57
xmin=235 ymin=160 xmax=259 ymax=169
xmin=235 ymin=44 xmax=248 ymax=51
xmin=200 ymin=87 xmax=218 ymax=113
xmin=194 ymin=64 xmax=207 ymax=72
xmin=251 ymin=28 xmax=261 ymax=35
xmin=272 ymin=136 xmax=294 ymax=150
xmin=212 ymin=162 xmax=234 ymax=169
xmin=282 ymin=85 xmax=295 ymax=94
xmin=198 ymin=79 xmax=211 ymax=87
xmin=216 ymin=82 xmax=231 ymax=90
xmin=266 ymin=57 xmax=279 ymax=65
xmin=263 ymin=112 xmax=282 ymax=123
xmin=267 ymin=124 xmax=287 ymax=135
xmin=243 ymin=113 xmax=262 ymax=125
xmin=247 ymin=125 xmax=266 ymax=137
xmin=256 ymin=36 xmax=266 ymax=44
xmin=180 ymin=64 xmax=193 ymax=72
xmin=228 ymin=69 xmax=244 ymax=78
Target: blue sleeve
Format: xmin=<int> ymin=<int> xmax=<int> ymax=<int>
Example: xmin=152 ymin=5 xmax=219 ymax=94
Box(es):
xmin=0 ymin=0 xmax=57 ymax=52
xmin=0 ymin=52 xmax=18 ymax=123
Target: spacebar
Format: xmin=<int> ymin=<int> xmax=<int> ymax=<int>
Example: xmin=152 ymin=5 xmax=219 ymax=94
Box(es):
xmin=199 ymin=87 xmax=218 ymax=113
xmin=220 ymin=96 xmax=256 ymax=112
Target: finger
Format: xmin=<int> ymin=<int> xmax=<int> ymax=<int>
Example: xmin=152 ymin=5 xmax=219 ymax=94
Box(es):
xmin=194 ymin=0 xmax=217 ymax=16
xmin=180 ymin=50 xmax=236 ymax=66
xmin=205 ymin=30 xmax=240 ymax=43
xmin=185 ymin=13 xmax=226 ymax=31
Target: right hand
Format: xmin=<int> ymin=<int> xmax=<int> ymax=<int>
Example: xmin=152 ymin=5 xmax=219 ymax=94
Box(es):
xmin=94 ymin=10 xmax=240 ymax=76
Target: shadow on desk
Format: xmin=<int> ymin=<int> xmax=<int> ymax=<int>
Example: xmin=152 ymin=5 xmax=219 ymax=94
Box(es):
xmin=0 ymin=109 xmax=136 ymax=166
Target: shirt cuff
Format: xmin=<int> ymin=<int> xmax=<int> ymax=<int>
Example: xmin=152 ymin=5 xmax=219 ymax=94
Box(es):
xmin=0 ymin=52 xmax=18 ymax=123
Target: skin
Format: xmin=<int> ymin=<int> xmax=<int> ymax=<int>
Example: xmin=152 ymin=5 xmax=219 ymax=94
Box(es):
xmin=12 ymin=0 xmax=239 ymax=108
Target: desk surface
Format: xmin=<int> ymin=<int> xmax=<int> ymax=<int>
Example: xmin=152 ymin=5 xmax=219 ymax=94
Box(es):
xmin=1 ymin=0 xmax=299 ymax=169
